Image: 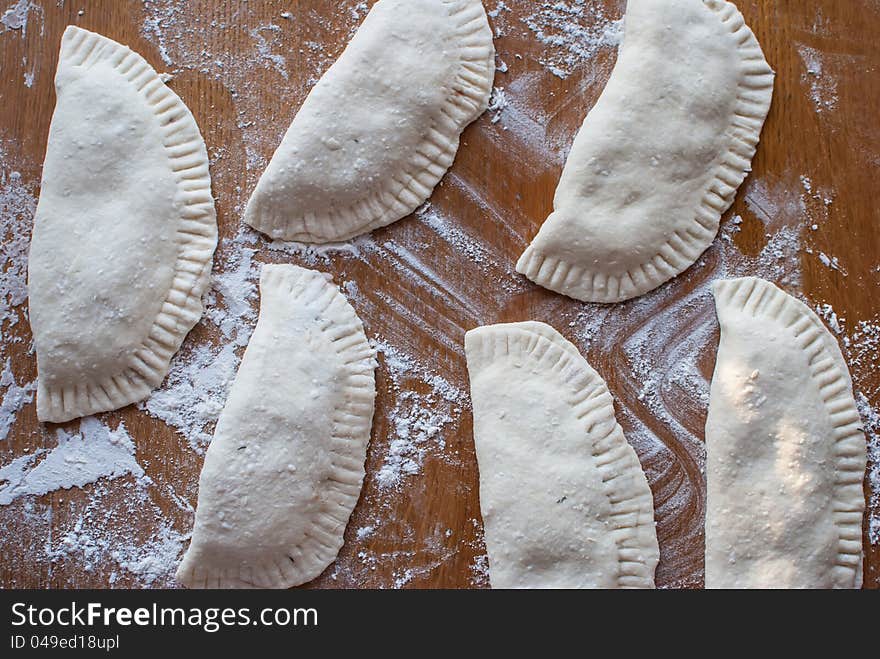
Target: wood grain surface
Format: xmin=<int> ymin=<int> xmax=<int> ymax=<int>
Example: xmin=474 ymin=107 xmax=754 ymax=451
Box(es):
xmin=0 ymin=0 xmax=878 ymax=589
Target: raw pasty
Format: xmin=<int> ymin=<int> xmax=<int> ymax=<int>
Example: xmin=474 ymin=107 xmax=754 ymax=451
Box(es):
xmin=706 ymin=277 xmax=866 ymax=588
xmin=517 ymin=0 xmax=774 ymax=303
xmin=465 ymin=321 xmax=659 ymax=588
xmin=176 ymin=265 xmax=376 ymax=589
xmin=28 ymin=26 xmax=217 ymax=423
xmin=243 ymin=0 xmax=494 ymax=243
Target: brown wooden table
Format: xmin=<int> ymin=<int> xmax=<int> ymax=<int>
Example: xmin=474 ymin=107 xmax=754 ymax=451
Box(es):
xmin=1 ymin=0 xmax=877 ymax=588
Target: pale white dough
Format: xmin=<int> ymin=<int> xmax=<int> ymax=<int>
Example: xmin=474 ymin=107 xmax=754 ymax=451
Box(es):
xmin=176 ymin=265 xmax=376 ymax=589
xmin=243 ymin=0 xmax=494 ymax=244
xmin=28 ymin=26 xmax=217 ymax=423
xmin=465 ymin=322 xmax=659 ymax=588
xmin=706 ymin=278 xmax=866 ymax=589
xmin=517 ymin=0 xmax=774 ymax=303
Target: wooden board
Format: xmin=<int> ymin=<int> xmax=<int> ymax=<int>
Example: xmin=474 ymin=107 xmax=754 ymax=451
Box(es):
xmin=0 ymin=0 xmax=878 ymax=589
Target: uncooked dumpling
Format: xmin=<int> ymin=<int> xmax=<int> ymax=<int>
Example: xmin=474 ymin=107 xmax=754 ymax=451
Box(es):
xmin=176 ymin=265 xmax=376 ymax=589
xmin=706 ymin=277 xmax=866 ymax=589
xmin=28 ymin=26 xmax=217 ymax=423
xmin=465 ymin=321 xmax=659 ymax=588
xmin=243 ymin=0 xmax=494 ymax=243
xmin=517 ymin=0 xmax=774 ymax=303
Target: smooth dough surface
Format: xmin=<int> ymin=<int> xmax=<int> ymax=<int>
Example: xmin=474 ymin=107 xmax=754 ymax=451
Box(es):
xmin=706 ymin=277 xmax=866 ymax=589
xmin=465 ymin=322 xmax=659 ymax=588
xmin=243 ymin=0 xmax=494 ymax=244
xmin=176 ymin=265 xmax=376 ymax=589
xmin=517 ymin=0 xmax=774 ymax=303
xmin=28 ymin=26 xmax=217 ymax=423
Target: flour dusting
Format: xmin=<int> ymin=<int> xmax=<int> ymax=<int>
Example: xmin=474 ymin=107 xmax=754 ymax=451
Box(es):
xmin=249 ymin=23 xmax=288 ymax=80
xmin=0 ymin=164 xmax=35 ymax=334
xmin=523 ymin=0 xmax=623 ymax=79
xmin=49 ymin=515 xmax=185 ymax=587
xmin=372 ymin=341 xmax=465 ymax=490
xmin=0 ymin=359 xmax=35 ymax=441
xmin=0 ymin=142 xmax=37 ymax=444
xmin=487 ymin=86 xmax=509 ymax=124
xmin=1 ymin=0 xmax=41 ymax=35
xmin=0 ymin=417 xmax=144 ymax=505
xmin=797 ymin=44 xmax=839 ymax=114
xmin=32 ymin=478 xmax=188 ymax=587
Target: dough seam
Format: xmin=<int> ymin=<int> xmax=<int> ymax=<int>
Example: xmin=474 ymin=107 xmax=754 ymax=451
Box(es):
xmin=516 ymin=0 xmax=774 ymax=303
xmin=466 ymin=324 xmax=658 ymax=588
xmin=246 ymin=0 xmax=494 ymax=243
xmin=38 ymin=27 xmax=217 ymax=422
xmin=713 ymin=277 xmax=866 ymax=588
xmin=177 ymin=265 xmax=375 ymax=589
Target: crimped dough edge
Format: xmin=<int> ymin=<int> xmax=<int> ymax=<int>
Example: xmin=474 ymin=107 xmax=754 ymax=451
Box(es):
xmin=465 ymin=321 xmax=659 ymax=588
xmin=176 ymin=265 xmax=376 ymax=589
xmin=37 ymin=26 xmax=218 ymax=423
xmin=244 ymin=0 xmax=495 ymax=244
xmin=517 ymin=0 xmax=775 ymax=303
xmin=712 ymin=277 xmax=866 ymax=589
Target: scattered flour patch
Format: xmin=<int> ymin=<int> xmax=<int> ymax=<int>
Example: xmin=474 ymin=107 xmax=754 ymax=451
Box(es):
xmin=414 ymin=202 xmax=522 ymax=296
xmin=797 ymin=44 xmax=838 ymax=114
xmin=249 ymin=24 xmax=288 ymax=80
xmin=817 ymin=251 xmax=847 ymax=276
xmin=143 ymin=343 xmax=241 ymax=452
xmin=140 ymin=0 xmax=180 ymax=66
xmin=372 ymin=341 xmax=465 ymax=490
xmin=816 ymin=303 xmax=844 ymax=335
xmin=0 ymin=418 xmax=144 ymax=505
xmin=108 ymin=522 xmax=185 ymax=586
xmin=391 ymin=541 xmax=456 ymax=588
xmin=355 ymin=524 xmax=375 ymax=541
xmin=721 ymin=214 xmax=743 ymax=243
xmin=0 ymin=164 xmax=36 ymax=336
xmin=470 ymin=552 xmax=490 ymax=585
xmin=753 ymin=225 xmax=804 ymax=289
xmin=487 ymin=86 xmax=508 ymax=124
xmin=348 ymin=1 xmax=368 ymax=20
xmin=45 ymin=482 xmax=186 ymax=587
xmin=203 ymin=235 xmax=260 ymax=346
xmin=266 ymin=236 xmax=364 ymax=265
xmin=487 ymin=0 xmax=512 ymax=37
xmin=486 ymin=70 xmax=572 ymax=165
xmin=0 ymin=359 xmax=35 ymax=441
xmin=567 ymin=304 xmax=613 ymax=352
xmin=849 ymin=319 xmax=880 ymax=371
xmin=1 ymin=0 xmax=41 ymax=35
xmin=523 ymin=1 xmax=624 ymax=79
xmin=799 ymin=174 xmax=834 ymax=231
xmin=416 ymin=204 xmax=489 ymax=266
xmin=739 ymin=176 xmax=807 ymax=289
xmin=743 ymin=176 xmax=806 ymax=229
xmin=488 ymin=1 xmax=510 ymax=19
xmin=0 ymin=147 xmax=38 ymax=441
